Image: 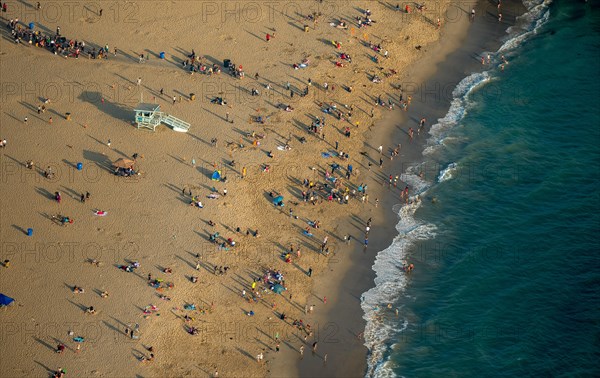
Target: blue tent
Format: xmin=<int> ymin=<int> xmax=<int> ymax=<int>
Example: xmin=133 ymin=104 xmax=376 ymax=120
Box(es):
xmin=273 ymin=195 xmax=284 ymax=207
xmin=272 ymin=284 xmax=286 ymax=294
xmin=211 ymin=170 xmax=221 ymax=181
xmin=0 ymin=293 xmax=15 ymax=307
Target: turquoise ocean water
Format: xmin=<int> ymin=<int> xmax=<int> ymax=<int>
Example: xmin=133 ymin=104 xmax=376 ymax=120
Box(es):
xmin=361 ymin=1 xmax=600 ymax=377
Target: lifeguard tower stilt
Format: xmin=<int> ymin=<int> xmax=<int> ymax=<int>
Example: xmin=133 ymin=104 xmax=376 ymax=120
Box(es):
xmin=134 ymin=103 xmax=190 ymax=132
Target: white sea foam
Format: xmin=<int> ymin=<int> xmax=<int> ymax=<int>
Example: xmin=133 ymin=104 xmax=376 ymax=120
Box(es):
xmin=361 ymin=2 xmax=553 ymax=377
xmin=500 ymin=0 xmax=552 ymax=53
xmin=438 ymin=163 xmax=458 ymax=183
xmin=400 ymin=167 xmax=430 ymax=195
xmin=424 ymin=72 xmax=490 ymax=155
xmin=362 ymin=199 xmax=437 ymax=378
xmin=425 ymin=0 xmax=552 ymax=156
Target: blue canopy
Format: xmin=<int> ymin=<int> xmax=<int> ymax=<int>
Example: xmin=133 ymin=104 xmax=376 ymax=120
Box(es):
xmin=272 ymin=284 xmax=286 ymax=294
xmin=0 ymin=293 xmax=15 ymax=307
xmin=273 ymin=195 xmax=284 ymax=207
xmin=211 ymin=170 xmax=221 ymax=181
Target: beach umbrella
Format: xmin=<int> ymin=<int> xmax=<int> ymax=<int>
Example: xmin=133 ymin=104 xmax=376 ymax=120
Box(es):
xmin=112 ymin=158 xmax=135 ymax=169
xmin=0 ymin=293 xmax=15 ymax=307
xmin=272 ymin=284 xmax=285 ymax=294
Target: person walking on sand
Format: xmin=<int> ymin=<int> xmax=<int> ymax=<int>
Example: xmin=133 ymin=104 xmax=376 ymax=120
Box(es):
xmin=172 ymin=96 xmax=176 ymax=105
xmin=299 ymin=345 xmax=305 ymax=358
xmin=471 ymin=8 xmax=475 ymax=21
xmin=323 ymin=296 xmax=327 ymax=304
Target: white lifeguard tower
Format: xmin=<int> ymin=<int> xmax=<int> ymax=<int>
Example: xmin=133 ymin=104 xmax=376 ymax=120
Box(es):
xmin=134 ymin=103 xmax=190 ymax=132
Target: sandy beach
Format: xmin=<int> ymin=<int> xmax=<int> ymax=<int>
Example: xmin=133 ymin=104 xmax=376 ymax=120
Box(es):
xmin=0 ymin=1 xmax=515 ymax=377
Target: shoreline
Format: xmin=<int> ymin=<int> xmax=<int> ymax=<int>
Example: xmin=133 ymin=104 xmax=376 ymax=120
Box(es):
xmin=361 ymin=1 xmax=529 ymax=377
xmin=273 ymin=2 xmax=479 ymax=377
xmin=281 ymin=1 xmax=529 ymax=377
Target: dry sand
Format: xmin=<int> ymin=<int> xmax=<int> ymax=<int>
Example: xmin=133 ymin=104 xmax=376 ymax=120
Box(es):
xmin=0 ymin=1 xmax=472 ymax=377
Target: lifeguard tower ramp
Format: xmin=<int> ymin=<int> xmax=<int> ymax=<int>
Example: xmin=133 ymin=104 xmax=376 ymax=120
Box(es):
xmin=134 ymin=103 xmax=190 ymax=132
xmin=161 ymin=114 xmax=190 ymax=132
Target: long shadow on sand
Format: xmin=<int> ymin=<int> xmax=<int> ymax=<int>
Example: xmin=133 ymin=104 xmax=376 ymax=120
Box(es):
xmin=79 ymin=91 xmax=132 ymax=123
